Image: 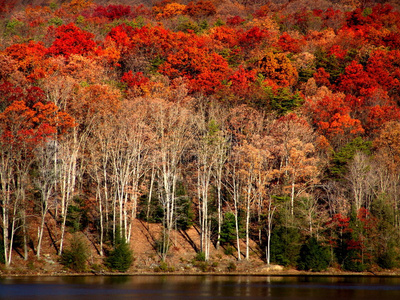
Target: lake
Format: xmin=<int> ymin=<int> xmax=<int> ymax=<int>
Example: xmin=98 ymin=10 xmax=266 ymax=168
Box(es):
xmin=1 ymin=275 xmax=400 ymax=299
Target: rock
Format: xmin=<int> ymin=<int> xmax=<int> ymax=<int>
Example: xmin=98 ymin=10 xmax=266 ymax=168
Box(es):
xmin=259 ymin=264 xmax=284 ymax=272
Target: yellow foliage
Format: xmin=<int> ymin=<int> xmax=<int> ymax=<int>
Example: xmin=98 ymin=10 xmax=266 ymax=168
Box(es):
xmin=256 ymin=52 xmax=298 ymax=87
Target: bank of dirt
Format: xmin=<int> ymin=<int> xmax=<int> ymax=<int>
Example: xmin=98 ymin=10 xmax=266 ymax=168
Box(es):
xmin=1 ymin=219 xmax=399 ymax=277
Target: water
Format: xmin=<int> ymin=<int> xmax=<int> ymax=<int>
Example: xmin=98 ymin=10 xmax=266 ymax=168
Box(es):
xmin=1 ymin=275 xmax=400 ymax=299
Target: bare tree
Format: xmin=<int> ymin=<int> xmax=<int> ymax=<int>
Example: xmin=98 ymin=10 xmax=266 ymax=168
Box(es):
xmin=346 ymin=151 xmax=376 ymax=212
xmin=146 ymin=97 xmax=193 ymax=261
xmin=34 ymin=142 xmax=57 ymax=258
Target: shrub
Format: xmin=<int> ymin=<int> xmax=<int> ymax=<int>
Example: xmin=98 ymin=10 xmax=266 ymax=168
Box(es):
xmin=220 ymin=212 xmax=240 ymax=246
xmin=227 ymin=261 xmax=236 ymax=272
xmin=66 ymin=196 xmax=89 ymax=233
xmin=343 ymin=252 xmax=367 ymax=272
xmin=377 ymin=250 xmax=398 ymax=270
xmin=0 ymin=241 xmax=5 ymax=264
xmin=224 ymin=246 xmax=234 ymax=256
xmin=194 ymin=261 xmax=209 ymax=272
xmin=60 ymin=233 xmax=89 ymax=272
xmin=105 ymin=237 xmax=134 ymax=272
xmin=154 ymin=261 xmax=175 ymax=272
xmin=271 ymin=226 xmax=301 ymax=267
xmin=297 ymin=237 xmax=330 ymax=272
xmin=195 ymin=251 xmax=206 ymax=262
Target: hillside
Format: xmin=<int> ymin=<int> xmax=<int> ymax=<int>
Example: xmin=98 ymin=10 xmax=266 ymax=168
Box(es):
xmin=2 ymin=217 xmax=272 ymax=275
xmin=2 ymin=0 xmax=400 ymax=274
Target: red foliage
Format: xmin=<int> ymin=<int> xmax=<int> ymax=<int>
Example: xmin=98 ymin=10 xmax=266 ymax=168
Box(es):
xmin=121 ymin=71 xmax=150 ymax=96
xmin=0 ymin=81 xmax=44 ymax=109
xmin=313 ymin=68 xmax=331 ymax=88
xmin=0 ymin=81 xmax=24 ymax=108
xmin=238 ymin=27 xmax=269 ymax=50
xmin=366 ymin=105 xmax=400 ymax=134
xmin=159 ymin=46 xmax=231 ymax=94
xmin=357 ymin=208 xmax=377 ymax=231
xmin=0 ymin=98 xmax=75 ymax=149
xmin=345 ymin=8 xmax=372 ymax=28
xmin=106 ymin=23 xmax=135 ymax=55
xmin=0 ymin=0 xmax=16 ymax=18
xmin=328 ymin=213 xmax=351 ymax=229
xmin=380 ymin=32 xmax=400 ymax=49
xmin=338 ymin=60 xmax=377 ymax=98
xmin=228 ymin=66 xmax=256 ymax=99
xmin=368 ymin=4 xmax=400 ymax=29
xmin=253 ymin=5 xmax=269 ymax=18
xmin=90 ymin=4 xmax=134 ymax=20
xmin=122 ymin=71 xmax=149 ymax=87
xmin=306 ymin=94 xmax=364 ymax=141
xmin=106 ymin=25 xmax=180 ymax=59
xmin=227 ymin=16 xmax=245 ymax=26
xmin=277 ymin=32 xmax=304 ymax=53
xmin=328 ymin=45 xmax=347 ymax=60
xmin=209 ymin=26 xmax=239 ymax=49
xmin=47 ymin=23 xmax=96 ymax=57
xmin=366 ymin=49 xmax=400 ymax=96
xmin=326 ymin=213 xmax=353 ymax=247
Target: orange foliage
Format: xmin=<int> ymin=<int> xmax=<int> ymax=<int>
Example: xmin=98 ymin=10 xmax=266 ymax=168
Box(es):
xmin=62 ymin=0 xmax=93 ymax=14
xmin=159 ymin=45 xmax=231 ymax=94
xmin=0 ymin=93 xmax=75 ymax=148
xmin=4 ymin=40 xmax=47 ymax=80
xmin=69 ymin=84 xmax=121 ymax=125
xmin=153 ymin=2 xmax=186 ymax=19
xmin=208 ymin=26 xmax=239 ymax=49
xmin=306 ymin=92 xmax=364 ymax=145
xmin=183 ymin=1 xmax=216 ymax=18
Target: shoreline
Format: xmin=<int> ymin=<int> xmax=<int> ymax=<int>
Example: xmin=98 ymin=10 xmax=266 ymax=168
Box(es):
xmin=2 ymin=270 xmax=400 ymax=278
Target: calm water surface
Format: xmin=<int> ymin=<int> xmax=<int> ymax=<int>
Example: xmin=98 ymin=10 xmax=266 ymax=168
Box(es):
xmin=1 ymin=275 xmax=400 ymax=299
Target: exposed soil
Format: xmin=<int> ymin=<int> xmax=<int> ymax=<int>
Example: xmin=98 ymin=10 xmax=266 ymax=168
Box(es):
xmin=1 ymin=218 xmax=400 ymax=277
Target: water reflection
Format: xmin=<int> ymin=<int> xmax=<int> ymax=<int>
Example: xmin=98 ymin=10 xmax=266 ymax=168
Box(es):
xmin=1 ymin=275 xmax=400 ymax=299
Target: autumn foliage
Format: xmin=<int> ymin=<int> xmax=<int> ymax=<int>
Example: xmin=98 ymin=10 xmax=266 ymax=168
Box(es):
xmin=1 ymin=0 xmax=400 ymax=272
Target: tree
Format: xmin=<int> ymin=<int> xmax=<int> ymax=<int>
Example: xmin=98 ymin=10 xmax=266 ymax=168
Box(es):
xmin=105 ymin=233 xmax=134 ymax=272
xmin=146 ymin=97 xmax=193 ymax=261
xmin=273 ymin=114 xmax=319 ymax=216
xmin=183 ymin=1 xmax=216 ymax=18
xmin=0 ymin=91 xmax=74 ymax=262
xmin=305 ymin=90 xmax=364 ymax=149
xmin=346 ymin=152 xmax=376 ymax=212
xmin=297 ymin=237 xmax=330 ymax=271
xmin=159 ymin=45 xmax=231 ymax=95
xmin=4 ymin=41 xmax=47 ymax=81
xmin=256 ymin=52 xmax=298 ymax=87
xmin=194 ymin=117 xmax=222 ymax=261
xmin=208 ymin=105 xmax=230 ymax=251
xmin=47 ymin=23 xmax=96 ymax=57
xmin=373 ymin=121 xmax=400 ymax=229
xmin=225 ymin=105 xmax=265 ymax=260
xmin=60 ymin=233 xmax=89 ymax=272
xmin=109 ymin=100 xmax=151 ymax=244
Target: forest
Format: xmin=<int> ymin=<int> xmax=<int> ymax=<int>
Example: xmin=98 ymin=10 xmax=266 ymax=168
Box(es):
xmin=1 ymin=0 xmax=400 ymax=273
